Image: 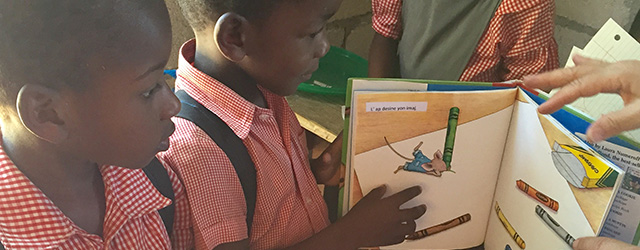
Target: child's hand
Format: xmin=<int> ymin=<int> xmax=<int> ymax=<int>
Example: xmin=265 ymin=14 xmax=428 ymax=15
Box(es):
xmin=311 ymin=132 xmax=344 ymax=185
xmin=339 ymin=185 xmax=426 ymax=247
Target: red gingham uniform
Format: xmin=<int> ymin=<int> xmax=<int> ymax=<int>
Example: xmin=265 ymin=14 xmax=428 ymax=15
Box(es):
xmin=372 ymin=0 xmax=559 ymax=82
xmin=157 ymin=40 xmax=330 ymax=250
xmin=0 ymin=135 xmax=194 ymax=249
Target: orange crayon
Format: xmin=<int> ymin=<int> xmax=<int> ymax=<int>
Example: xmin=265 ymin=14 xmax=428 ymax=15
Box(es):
xmin=516 ymin=179 xmax=559 ymax=211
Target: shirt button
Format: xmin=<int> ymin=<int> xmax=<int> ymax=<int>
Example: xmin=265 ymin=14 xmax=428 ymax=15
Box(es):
xmin=305 ymin=197 xmax=312 ymax=204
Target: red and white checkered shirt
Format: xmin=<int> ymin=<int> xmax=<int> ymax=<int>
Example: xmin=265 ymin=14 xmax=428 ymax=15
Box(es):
xmin=0 ymin=136 xmax=194 ymax=249
xmin=157 ymin=40 xmax=330 ymax=250
xmin=372 ymin=0 xmax=559 ymax=82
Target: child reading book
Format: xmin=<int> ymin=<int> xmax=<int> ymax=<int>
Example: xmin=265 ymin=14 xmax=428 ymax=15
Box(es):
xmin=0 ymin=0 xmax=192 ymax=248
xmin=158 ymin=0 xmax=426 ymax=249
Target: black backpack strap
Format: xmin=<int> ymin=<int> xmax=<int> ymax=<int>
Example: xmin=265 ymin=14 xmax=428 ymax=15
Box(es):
xmin=174 ymin=90 xmax=257 ymax=233
xmin=143 ymin=157 xmax=175 ymax=235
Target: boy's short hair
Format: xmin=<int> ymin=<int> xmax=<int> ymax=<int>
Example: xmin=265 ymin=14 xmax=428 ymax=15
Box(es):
xmin=177 ymin=0 xmax=289 ymax=31
xmin=0 ymin=0 xmax=151 ymax=106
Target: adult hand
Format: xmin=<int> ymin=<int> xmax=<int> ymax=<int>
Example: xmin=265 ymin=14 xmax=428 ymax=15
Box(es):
xmin=523 ymin=55 xmax=640 ymax=142
xmin=573 ymin=237 xmax=640 ymax=250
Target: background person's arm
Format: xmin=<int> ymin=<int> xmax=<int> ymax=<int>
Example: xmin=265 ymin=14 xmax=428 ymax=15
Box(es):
xmin=368 ymin=0 xmax=402 ymax=78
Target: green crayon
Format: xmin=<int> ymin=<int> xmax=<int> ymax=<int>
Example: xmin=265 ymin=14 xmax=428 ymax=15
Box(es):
xmin=443 ymin=107 xmax=459 ymax=170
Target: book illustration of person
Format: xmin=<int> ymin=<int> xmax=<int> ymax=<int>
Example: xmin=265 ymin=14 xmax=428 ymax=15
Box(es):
xmin=384 ymin=137 xmax=454 ymax=177
xmin=622 ymin=174 xmax=640 ymax=194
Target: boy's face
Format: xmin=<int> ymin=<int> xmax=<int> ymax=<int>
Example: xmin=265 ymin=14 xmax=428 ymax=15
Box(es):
xmin=59 ymin=5 xmax=178 ymax=169
xmin=241 ymin=0 xmax=343 ymax=96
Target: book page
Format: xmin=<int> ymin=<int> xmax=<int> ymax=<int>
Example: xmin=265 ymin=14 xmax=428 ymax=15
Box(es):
xmin=485 ymin=97 xmax=613 ymax=249
xmin=578 ymin=137 xmax=640 ymax=245
xmin=342 ymin=79 xmax=430 ymax=215
xmin=348 ymin=89 xmax=517 ymax=249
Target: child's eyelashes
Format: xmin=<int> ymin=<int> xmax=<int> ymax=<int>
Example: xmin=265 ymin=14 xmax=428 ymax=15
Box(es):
xmin=309 ymin=26 xmax=325 ymax=39
xmin=141 ymin=83 xmax=162 ymax=98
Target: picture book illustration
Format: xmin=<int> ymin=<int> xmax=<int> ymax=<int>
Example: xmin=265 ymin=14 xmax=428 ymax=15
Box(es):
xmin=551 ymin=142 xmax=618 ymax=189
xmin=535 ymin=205 xmax=576 ymax=247
xmin=495 ymin=201 xmax=526 ymax=249
xmin=622 ymin=174 xmax=640 ymax=195
xmin=516 ymin=179 xmax=559 ymax=212
xmin=344 ymin=83 xmax=622 ymax=250
xmin=407 ymin=213 xmax=471 ymax=240
xmin=385 ymin=107 xmax=459 ymax=177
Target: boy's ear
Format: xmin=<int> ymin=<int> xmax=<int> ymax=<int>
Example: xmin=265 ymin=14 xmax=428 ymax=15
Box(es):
xmin=214 ymin=12 xmax=249 ymax=62
xmin=15 ymin=84 xmax=68 ymax=143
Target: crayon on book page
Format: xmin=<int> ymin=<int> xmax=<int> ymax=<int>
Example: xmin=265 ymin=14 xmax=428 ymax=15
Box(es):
xmin=484 ymin=92 xmax=620 ymax=250
xmin=344 ymin=81 xmax=623 ymax=249
xmin=553 ymin=18 xmax=640 ymax=142
xmin=349 ymin=88 xmax=518 ymax=249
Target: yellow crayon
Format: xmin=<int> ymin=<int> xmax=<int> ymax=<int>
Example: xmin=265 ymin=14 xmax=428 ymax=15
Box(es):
xmin=495 ymin=202 xmax=526 ymax=249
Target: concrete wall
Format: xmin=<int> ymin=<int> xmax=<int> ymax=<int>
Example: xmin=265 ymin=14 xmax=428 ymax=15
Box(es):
xmin=165 ymin=0 xmax=640 ymax=70
xmin=164 ymin=0 xmax=375 ymax=69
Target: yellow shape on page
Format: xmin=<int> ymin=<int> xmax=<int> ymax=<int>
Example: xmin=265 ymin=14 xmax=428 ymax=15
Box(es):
xmin=551 ymin=142 xmax=618 ymax=188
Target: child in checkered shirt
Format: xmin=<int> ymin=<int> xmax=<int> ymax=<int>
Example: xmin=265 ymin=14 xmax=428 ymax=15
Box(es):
xmin=158 ymin=0 xmax=427 ymax=249
xmin=0 ymin=0 xmax=192 ymax=248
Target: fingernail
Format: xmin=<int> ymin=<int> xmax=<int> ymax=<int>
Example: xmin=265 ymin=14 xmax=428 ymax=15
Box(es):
xmin=587 ymin=126 xmax=606 ymax=143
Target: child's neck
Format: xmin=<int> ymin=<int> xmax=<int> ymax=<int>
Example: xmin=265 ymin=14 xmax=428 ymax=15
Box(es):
xmin=1 ymin=126 xmax=106 ymax=236
xmin=194 ymin=41 xmax=268 ymax=108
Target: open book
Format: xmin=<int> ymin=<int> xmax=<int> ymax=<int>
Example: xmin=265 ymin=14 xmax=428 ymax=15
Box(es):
xmin=342 ymin=79 xmax=625 ymax=249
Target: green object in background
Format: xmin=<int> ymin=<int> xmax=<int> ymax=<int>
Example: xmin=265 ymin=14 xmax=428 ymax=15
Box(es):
xmin=297 ymin=46 xmax=368 ymax=96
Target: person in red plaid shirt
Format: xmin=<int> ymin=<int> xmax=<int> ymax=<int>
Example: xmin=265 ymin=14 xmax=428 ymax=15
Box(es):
xmin=368 ymin=0 xmax=559 ymax=83
xmin=0 ymin=0 xmax=193 ymax=249
xmin=158 ymin=0 xmax=427 ymax=249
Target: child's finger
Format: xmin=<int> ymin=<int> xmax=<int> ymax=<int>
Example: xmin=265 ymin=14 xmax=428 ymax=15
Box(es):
xmin=586 ymin=100 xmax=640 ymax=142
xmin=399 ymin=220 xmax=417 ymax=236
xmin=387 ymin=185 xmax=422 ymax=205
xmin=322 ymin=131 xmax=344 ymax=161
xmin=398 ymin=204 xmax=427 ymax=222
xmin=365 ymin=185 xmax=387 ymax=200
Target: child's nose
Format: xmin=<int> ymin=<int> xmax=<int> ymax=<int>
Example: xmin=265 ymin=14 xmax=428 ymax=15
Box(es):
xmin=162 ymin=88 xmax=181 ymax=120
xmin=315 ymin=33 xmax=330 ymax=58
